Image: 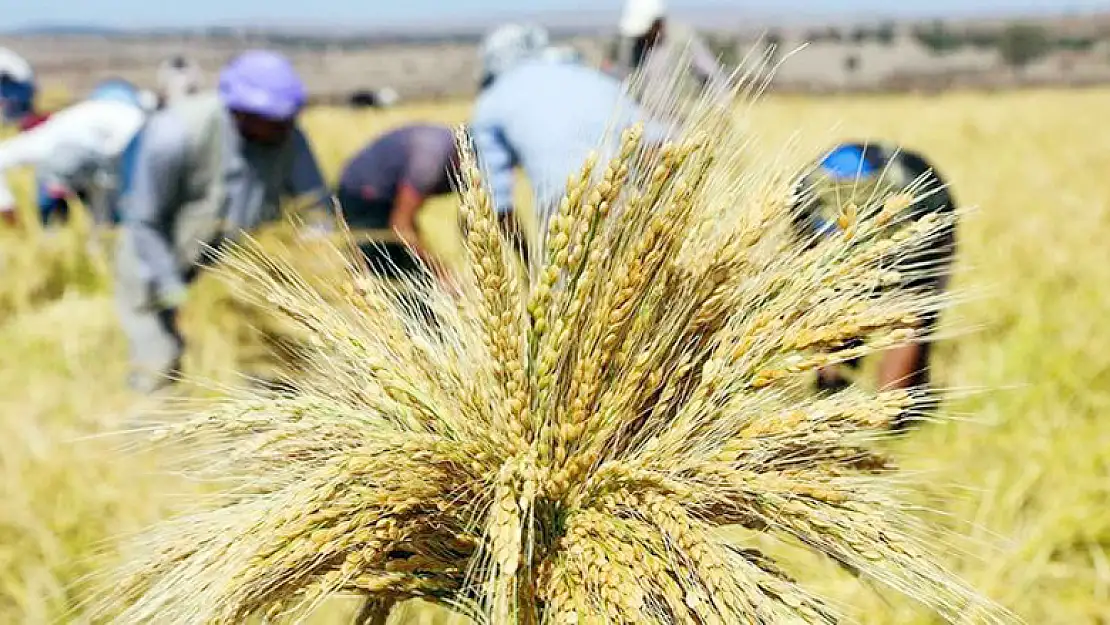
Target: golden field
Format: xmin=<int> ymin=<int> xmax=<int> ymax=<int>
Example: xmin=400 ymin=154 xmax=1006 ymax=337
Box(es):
xmin=0 ymin=87 xmax=1108 ymax=623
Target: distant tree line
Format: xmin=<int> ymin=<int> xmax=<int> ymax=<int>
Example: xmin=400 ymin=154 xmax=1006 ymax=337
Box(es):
xmin=911 ymin=21 xmax=1096 ymax=66
xmin=803 ymin=23 xmax=898 ymax=46
xmin=789 ymin=20 xmax=1102 ymax=71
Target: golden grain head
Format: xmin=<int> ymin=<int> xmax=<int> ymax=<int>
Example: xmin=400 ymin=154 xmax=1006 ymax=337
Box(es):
xmin=100 ymin=63 xmax=1016 ymax=625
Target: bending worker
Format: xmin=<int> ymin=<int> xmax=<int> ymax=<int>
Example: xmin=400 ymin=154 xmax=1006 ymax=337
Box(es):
xmin=609 ymin=0 xmax=731 ymax=116
xmin=116 ymin=49 xmax=328 ymax=394
xmin=335 ymin=123 xmax=460 ymax=286
xmin=0 ymin=78 xmax=152 ymax=228
xmin=470 ymin=23 xmax=670 ymax=261
xmin=790 ymin=141 xmax=959 ymax=430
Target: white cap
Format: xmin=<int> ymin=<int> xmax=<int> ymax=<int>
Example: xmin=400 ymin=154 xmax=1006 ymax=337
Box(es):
xmin=0 ymin=47 xmax=34 ymax=82
xmin=376 ymin=87 xmax=399 ymax=107
xmin=479 ymin=23 xmax=551 ymax=81
xmin=619 ymin=0 xmax=666 ymax=37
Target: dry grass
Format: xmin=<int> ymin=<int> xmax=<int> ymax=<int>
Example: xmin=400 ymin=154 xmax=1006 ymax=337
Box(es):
xmin=0 ymin=87 xmax=1107 ymax=624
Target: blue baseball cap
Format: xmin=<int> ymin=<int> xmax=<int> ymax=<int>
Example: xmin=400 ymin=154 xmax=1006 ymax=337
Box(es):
xmin=88 ymin=78 xmax=148 ymax=109
xmin=819 ymin=143 xmax=882 ymax=181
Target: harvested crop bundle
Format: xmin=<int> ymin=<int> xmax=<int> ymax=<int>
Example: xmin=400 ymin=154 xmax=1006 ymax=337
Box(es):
xmin=104 ymin=78 xmax=1010 ymax=625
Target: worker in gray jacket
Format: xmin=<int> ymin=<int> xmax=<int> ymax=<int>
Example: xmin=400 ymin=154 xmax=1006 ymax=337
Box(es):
xmin=116 ymin=49 xmax=328 ymax=394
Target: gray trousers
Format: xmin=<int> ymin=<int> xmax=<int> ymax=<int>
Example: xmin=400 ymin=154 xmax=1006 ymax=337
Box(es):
xmin=114 ymin=236 xmax=187 ymax=392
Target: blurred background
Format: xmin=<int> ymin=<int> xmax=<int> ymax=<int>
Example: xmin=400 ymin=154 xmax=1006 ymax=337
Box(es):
xmin=1 ymin=1 xmax=1108 ymax=624
xmin=8 ymin=1 xmax=1110 ymax=103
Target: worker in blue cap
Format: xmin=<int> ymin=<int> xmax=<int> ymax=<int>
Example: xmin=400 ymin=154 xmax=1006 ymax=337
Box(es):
xmin=790 ymin=141 xmax=959 ymax=430
xmin=115 ymin=49 xmax=328 ymax=394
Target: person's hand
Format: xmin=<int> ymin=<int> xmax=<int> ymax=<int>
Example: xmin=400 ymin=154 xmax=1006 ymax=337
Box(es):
xmin=155 ymin=285 xmax=189 ymax=312
xmin=437 ymin=269 xmax=462 ymax=299
xmin=44 ymin=181 xmax=70 ymax=200
xmin=1 ymin=209 xmax=18 ymax=228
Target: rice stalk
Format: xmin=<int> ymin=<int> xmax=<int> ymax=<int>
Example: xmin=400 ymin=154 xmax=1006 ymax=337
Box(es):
xmin=101 ymin=70 xmax=1015 ymax=625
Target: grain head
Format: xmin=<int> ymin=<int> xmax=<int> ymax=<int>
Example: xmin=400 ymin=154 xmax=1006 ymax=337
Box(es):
xmin=101 ymin=62 xmax=1014 ymax=625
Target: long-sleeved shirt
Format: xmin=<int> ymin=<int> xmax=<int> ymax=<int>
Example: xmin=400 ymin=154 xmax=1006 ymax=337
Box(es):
xmin=470 ymin=58 xmax=670 ymax=220
xmin=123 ymin=95 xmax=326 ymax=302
xmin=0 ymin=98 xmax=144 ymax=211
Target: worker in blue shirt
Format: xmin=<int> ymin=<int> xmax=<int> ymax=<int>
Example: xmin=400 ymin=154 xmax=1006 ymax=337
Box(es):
xmin=469 ymin=23 xmax=670 ymax=262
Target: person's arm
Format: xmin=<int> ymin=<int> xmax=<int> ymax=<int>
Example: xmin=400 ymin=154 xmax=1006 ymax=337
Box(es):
xmin=0 ymin=117 xmax=56 ymax=225
xmin=283 ymin=126 xmax=335 ymax=236
xmin=391 ymin=133 xmax=457 ymax=279
xmin=470 ymin=113 xmax=516 ymax=216
xmin=284 ymin=127 xmax=329 ymax=207
xmin=124 ymin=112 xmax=190 ymax=309
xmin=687 ymin=32 xmax=732 ymax=101
xmin=389 ymin=182 xmax=449 ymax=277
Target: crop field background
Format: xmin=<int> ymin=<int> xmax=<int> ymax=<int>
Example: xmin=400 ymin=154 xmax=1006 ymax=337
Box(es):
xmin=0 ymin=87 xmax=1108 ymax=623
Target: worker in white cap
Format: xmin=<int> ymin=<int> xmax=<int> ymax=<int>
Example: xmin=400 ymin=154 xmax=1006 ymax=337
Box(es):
xmin=611 ymin=0 xmax=730 ymax=119
xmin=156 ymin=55 xmax=203 ymax=108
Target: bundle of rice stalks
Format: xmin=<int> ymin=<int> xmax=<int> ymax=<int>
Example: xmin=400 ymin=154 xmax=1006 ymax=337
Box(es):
xmin=179 ymin=216 xmax=362 ymax=386
xmin=104 ymin=87 xmax=1011 ymax=624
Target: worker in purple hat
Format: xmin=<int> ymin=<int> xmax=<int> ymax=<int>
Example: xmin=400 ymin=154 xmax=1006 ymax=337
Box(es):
xmin=115 ymin=49 xmax=329 ymax=394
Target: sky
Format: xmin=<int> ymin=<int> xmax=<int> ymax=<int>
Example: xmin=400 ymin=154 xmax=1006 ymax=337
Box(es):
xmin=7 ymin=0 xmax=1110 ymax=30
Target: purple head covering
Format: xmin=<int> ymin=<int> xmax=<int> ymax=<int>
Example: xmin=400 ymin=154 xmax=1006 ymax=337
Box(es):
xmin=218 ymin=50 xmax=306 ymax=120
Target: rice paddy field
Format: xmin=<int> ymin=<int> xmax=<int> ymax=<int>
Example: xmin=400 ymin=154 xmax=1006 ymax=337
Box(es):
xmin=1 ymin=86 xmax=1108 ymax=623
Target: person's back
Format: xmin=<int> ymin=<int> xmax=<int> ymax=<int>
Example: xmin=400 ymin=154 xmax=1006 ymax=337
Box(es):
xmin=0 ymin=96 xmax=146 ymax=225
xmin=472 ymin=59 xmax=653 ymax=218
xmin=790 ymin=142 xmax=956 ymax=256
xmin=129 ymin=90 xmax=316 ymax=271
xmin=338 ymin=123 xmax=456 ymax=228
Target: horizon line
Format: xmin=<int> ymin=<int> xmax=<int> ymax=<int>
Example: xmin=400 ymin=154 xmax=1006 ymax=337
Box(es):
xmin=4 ymin=4 xmax=1109 ymax=36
